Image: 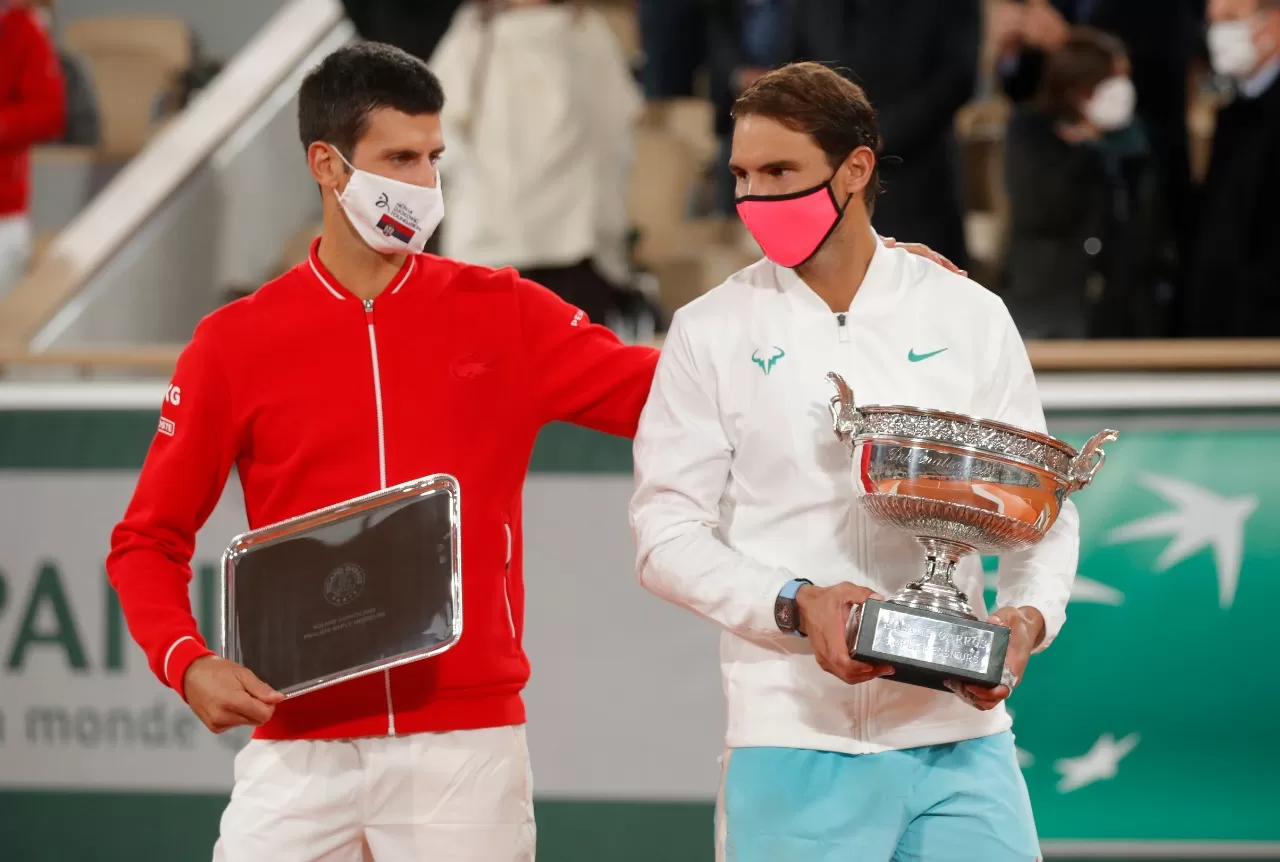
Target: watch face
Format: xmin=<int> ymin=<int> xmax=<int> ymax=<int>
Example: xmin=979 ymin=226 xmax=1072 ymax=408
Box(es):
xmin=776 ymin=601 xmax=795 ymax=631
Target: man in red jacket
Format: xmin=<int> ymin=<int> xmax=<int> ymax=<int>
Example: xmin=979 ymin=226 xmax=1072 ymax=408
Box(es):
xmin=0 ymin=0 xmax=65 ymax=297
xmin=107 ymin=41 xmax=662 ymax=860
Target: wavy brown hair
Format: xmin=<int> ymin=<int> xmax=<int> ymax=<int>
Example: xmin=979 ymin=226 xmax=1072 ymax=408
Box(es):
xmin=732 ymin=61 xmax=882 ymax=212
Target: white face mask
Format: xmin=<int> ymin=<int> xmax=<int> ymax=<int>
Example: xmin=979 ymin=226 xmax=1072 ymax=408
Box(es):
xmin=333 ymin=149 xmax=444 ymax=255
xmin=1208 ymin=19 xmax=1262 ymax=78
xmin=1084 ymin=75 xmax=1136 ymax=131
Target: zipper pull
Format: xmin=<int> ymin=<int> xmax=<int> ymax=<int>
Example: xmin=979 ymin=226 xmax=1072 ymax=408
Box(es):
xmin=836 ymin=313 xmax=850 ymax=343
xmin=364 ymin=298 xmax=374 ymax=324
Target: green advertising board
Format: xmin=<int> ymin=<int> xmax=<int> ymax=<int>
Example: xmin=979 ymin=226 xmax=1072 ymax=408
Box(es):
xmin=0 ymin=389 xmax=1277 ymax=862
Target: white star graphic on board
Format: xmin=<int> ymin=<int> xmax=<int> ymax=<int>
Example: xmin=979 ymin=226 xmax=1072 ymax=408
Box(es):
xmin=1054 ymin=732 xmax=1140 ymax=793
xmin=1107 ymin=474 xmax=1257 ymax=609
xmin=984 ymin=573 xmax=1123 ymax=606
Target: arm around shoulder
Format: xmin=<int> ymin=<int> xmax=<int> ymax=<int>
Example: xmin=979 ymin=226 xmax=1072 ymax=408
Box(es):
xmin=515 ymin=274 xmax=658 ymax=437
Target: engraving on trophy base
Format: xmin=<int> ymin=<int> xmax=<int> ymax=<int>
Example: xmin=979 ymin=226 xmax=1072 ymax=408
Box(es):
xmin=851 ymin=599 xmax=1009 ymax=691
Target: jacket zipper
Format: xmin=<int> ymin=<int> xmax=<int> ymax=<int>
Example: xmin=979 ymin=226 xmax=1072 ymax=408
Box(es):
xmin=365 ymin=297 xmax=395 ymax=735
xmin=838 ymin=310 xmax=866 ymax=739
xmin=503 ymin=523 xmax=516 ymax=638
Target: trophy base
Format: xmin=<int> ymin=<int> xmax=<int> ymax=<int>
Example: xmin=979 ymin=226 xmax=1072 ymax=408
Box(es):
xmin=848 ymin=599 xmax=1009 ymax=691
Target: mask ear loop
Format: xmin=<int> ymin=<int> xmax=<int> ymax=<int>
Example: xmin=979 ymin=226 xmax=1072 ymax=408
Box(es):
xmin=327 ymin=145 xmax=363 ymax=208
xmin=330 ymin=145 xmax=358 ymax=174
xmin=793 ymin=148 xmax=876 ymax=268
xmin=811 ymin=150 xmax=866 ymax=259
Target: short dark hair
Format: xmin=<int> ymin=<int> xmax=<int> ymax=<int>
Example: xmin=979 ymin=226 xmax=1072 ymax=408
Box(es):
xmin=297 ymin=42 xmax=445 ymax=157
xmin=731 ymin=61 xmax=882 ymax=212
xmin=1038 ymin=28 xmax=1128 ymax=124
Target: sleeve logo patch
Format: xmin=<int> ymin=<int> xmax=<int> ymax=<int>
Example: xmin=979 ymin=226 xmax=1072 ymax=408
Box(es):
xmin=158 ymin=417 xmax=176 ymax=436
xmin=570 ymin=310 xmax=585 ymax=327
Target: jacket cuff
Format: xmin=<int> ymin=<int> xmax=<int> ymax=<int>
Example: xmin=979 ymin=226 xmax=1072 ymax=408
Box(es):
xmin=162 ymin=635 xmax=215 ymax=700
xmin=754 ymin=570 xmax=804 ymax=639
xmin=998 ymin=589 xmax=1067 ymax=654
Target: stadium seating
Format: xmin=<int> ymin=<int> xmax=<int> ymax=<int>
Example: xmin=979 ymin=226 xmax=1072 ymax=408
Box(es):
xmin=61 ymin=16 xmax=192 ymax=160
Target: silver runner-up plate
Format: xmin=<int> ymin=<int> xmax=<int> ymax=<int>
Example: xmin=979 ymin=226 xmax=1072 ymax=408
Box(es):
xmin=220 ymin=474 xmax=462 ymax=699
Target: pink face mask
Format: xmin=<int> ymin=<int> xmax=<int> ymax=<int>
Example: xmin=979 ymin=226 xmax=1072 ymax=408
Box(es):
xmin=736 ymin=180 xmax=849 ymax=268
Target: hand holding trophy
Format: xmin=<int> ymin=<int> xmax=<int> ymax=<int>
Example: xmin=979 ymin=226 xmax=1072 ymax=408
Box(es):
xmin=826 ymin=372 xmax=1117 ymax=697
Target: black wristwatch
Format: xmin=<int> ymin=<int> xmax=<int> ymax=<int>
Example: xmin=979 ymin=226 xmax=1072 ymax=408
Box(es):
xmin=774 ymin=578 xmax=813 ymax=636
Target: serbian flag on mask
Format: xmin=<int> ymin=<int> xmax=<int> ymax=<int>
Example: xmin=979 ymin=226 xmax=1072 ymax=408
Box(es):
xmin=376 ymin=214 xmax=415 ymax=243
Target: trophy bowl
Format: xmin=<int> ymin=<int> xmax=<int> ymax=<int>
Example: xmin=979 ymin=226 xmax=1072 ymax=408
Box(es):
xmin=827 ymin=372 xmax=1117 ymax=692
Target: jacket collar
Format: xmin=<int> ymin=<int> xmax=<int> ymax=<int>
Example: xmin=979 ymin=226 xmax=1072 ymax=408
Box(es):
xmin=305 ymin=237 xmax=417 ymax=302
xmin=774 ymin=230 xmax=903 ymax=316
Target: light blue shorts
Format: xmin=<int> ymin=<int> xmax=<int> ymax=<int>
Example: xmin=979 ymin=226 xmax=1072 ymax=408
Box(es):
xmin=718 ymin=731 xmax=1040 ymax=862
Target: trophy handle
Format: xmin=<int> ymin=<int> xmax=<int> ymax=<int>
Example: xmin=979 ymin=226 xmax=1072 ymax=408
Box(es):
xmin=1067 ymin=429 xmax=1119 ymax=492
xmin=826 ymin=372 xmax=865 ymax=446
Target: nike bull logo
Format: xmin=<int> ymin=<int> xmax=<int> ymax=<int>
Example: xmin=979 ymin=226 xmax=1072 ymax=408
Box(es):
xmin=752 ymin=347 xmax=786 ymax=375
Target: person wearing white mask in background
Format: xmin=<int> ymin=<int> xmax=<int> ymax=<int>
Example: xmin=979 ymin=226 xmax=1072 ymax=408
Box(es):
xmin=1001 ymin=27 xmax=1144 ymax=339
xmin=1185 ymin=0 xmax=1280 ymax=336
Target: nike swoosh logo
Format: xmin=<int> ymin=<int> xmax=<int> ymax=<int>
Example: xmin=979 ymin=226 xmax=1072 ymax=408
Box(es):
xmin=908 ymin=348 xmax=948 ymax=362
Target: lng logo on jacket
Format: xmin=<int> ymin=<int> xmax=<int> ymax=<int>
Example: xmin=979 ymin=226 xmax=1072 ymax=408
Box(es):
xmin=752 ymin=346 xmax=786 ymax=375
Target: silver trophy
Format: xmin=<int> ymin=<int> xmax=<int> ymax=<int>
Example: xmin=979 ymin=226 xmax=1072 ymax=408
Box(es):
xmin=827 ymin=372 xmax=1117 ymax=692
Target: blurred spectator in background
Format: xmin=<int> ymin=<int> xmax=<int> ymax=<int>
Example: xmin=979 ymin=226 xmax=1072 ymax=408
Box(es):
xmin=705 ymin=0 xmax=790 ymax=215
xmin=783 ymin=0 xmax=980 ymax=270
xmin=430 ymin=0 xmax=643 ymax=329
xmin=0 ymin=0 xmax=66 ymax=297
xmin=341 ymin=0 xmax=467 ymax=66
xmin=23 ymin=0 xmax=99 ymax=147
xmin=1185 ymin=0 xmax=1280 ymax=336
xmin=637 ymin=0 xmax=705 ymax=100
xmin=1003 ymin=28 xmax=1137 ymax=338
xmin=991 ymin=0 xmax=1199 ymax=336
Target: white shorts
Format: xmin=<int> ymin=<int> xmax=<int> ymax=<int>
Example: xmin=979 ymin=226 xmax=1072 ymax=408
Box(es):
xmin=0 ymin=214 xmax=32 ymax=299
xmin=213 ymin=725 xmax=535 ymax=862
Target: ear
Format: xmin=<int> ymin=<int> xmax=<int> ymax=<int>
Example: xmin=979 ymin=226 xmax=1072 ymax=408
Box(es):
xmin=308 ymin=142 xmax=348 ymax=192
xmin=839 ymin=146 xmax=877 ymax=204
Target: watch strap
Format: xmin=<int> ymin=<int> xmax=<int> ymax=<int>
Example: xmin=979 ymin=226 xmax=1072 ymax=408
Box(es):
xmin=775 ymin=577 xmax=813 ymax=636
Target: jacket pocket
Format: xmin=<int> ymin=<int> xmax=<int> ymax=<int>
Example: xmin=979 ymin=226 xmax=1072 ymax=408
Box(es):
xmin=502 ymin=522 xmax=516 ymax=638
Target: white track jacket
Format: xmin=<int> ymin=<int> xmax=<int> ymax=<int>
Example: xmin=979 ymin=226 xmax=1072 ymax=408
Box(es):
xmin=630 ymin=236 xmax=1080 ymax=755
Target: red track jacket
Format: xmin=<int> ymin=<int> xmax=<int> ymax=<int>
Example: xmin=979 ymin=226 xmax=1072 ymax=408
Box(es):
xmin=107 ymin=241 xmax=659 ymax=740
xmin=0 ymin=7 xmax=66 ymax=217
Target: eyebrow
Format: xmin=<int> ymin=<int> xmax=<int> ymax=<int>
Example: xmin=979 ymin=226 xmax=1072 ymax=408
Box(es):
xmin=728 ymin=159 xmax=801 ymax=173
xmin=380 ymin=147 xmax=445 ymax=160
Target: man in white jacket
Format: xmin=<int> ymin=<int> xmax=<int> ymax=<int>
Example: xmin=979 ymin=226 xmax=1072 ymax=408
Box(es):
xmin=630 ymin=61 xmax=1077 ymax=861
